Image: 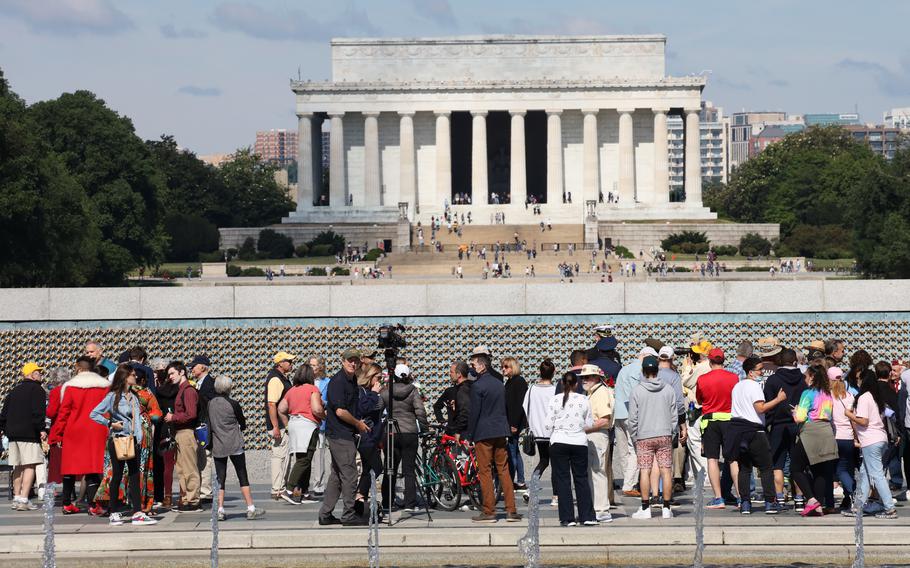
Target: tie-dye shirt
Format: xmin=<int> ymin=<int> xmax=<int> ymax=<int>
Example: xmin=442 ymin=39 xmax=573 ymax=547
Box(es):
xmin=794 ymin=388 xmax=834 ymax=423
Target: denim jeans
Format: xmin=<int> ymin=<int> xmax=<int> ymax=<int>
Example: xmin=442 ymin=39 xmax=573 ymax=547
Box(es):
xmin=507 ymin=434 xmax=526 ymax=485
xmin=835 ymin=439 xmax=856 ymax=495
xmin=858 ymin=442 xmax=895 ymax=511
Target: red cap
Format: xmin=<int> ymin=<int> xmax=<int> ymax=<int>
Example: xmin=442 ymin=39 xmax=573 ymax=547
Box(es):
xmin=708 ymin=347 xmax=725 ymax=363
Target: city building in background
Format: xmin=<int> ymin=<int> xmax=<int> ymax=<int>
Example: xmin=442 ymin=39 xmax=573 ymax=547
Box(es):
xmin=668 ymin=101 xmax=728 ymax=198
xmin=804 ymin=113 xmax=860 ymax=127
xmin=846 ymin=125 xmax=902 ymax=159
xmin=884 ymin=108 xmax=910 ymax=130
xmin=254 ymin=129 xmax=298 ymax=166
xmin=198 ymin=153 xmax=234 ymax=168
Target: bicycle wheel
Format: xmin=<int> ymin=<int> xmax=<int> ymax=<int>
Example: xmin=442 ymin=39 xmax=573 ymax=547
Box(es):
xmin=429 ymin=453 xmax=461 ymax=511
xmin=467 ymin=476 xmax=503 ymax=509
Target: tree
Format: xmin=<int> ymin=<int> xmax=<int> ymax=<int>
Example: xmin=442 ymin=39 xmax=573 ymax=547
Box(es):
xmin=738 ymin=233 xmax=772 ymax=257
xmin=28 ymin=90 xmax=168 ymax=282
xmin=219 ymin=148 xmax=294 ymax=227
xmin=257 ymin=228 xmax=294 ymax=259
xmin=306 ymin=230 xmax=345 ymax=254
xmin=163 ymin=212 xmax=220 ymax=262
xmin=0 ymin=69 xmax=102 ymax=286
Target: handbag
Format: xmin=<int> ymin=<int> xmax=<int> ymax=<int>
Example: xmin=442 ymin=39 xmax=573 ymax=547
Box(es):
xmin=520 ymin=386 xmax=536 ymax=456
xmin=111 ymin=395 xmax=139 ymax=460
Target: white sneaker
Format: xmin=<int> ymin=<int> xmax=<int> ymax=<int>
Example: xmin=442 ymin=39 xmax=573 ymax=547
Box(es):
xmin=661 ymin=507 xmax=673 ymax=519
xmin=596 ymin=511 xmax=613 ymax=523
xmin=582 ymin=520 xmax=599 ymax=526
xmin=131 ymin=512 xmax=158 ymax=526
xmin=15 ymin=500 xmax=38 ymax=511
xmin=632 ymin=507 xmax=652 ymax=520
xmin=109 ymin=512 xmax=124 ymax=526
xmin=550 ymin=497 xmax=559 ymax=507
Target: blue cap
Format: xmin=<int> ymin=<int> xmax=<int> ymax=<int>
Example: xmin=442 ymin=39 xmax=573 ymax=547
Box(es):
xmin=189 ymin=355 xmax=211 ymax=368
xmin=596 ymin=336 xmax=618 ymax=351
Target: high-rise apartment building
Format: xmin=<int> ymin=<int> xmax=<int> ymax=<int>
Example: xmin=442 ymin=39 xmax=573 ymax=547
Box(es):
xmin=254 ymin=129 xmax=298 ymax=166
xmin=884 ymin=108 xmax=910 ymax=130
xmin=668 ymin=101 xmax=728 ymax=199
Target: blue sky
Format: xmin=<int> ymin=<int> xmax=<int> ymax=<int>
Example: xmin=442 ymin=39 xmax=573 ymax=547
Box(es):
xmin=1 ymin=0 xmax=908 ymax=154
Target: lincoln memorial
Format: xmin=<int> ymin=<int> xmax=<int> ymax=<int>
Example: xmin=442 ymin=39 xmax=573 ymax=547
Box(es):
xmin=284 ymin=34 xmax=717 ymax=226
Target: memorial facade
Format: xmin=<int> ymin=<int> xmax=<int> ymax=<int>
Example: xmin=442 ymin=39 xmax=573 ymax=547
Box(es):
xmin=286 ymin=35 xmax=716 ymax=226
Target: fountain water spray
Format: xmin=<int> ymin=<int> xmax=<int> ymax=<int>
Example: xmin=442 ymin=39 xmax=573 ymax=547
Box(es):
xmin=853 ymin=467 xmax=868 ymax=568
xmin=517 ymin=470 xmax=541 ymax=568
xmin=210 ymin=467 xmax=219 ymax=568
xmin=43 ymin=482 xmax=57 ymax=568
xmin=368 ymin=470 xmax=380 ymax=568
xmin=693 ymin=469 xmax=705 ymax=568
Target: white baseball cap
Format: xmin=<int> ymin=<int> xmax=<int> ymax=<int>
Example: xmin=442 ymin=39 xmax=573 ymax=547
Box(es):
xmin=639 ymin=347 xmax=659 ymax=358
xmin=658 ymin=346 xmax=675 ymax=360
xmin=394 ymin=364 xmax=410 ymax=379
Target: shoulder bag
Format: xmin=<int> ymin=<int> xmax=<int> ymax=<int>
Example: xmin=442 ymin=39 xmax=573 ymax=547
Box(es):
xmin=112 ymin=395 xmax=138 ymax=461
xmin=520 ymin=386 xmax=536 ymax=456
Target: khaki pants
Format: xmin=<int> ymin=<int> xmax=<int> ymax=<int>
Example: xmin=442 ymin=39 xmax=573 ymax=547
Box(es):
xmin=270 ymin=431 xmax=290 ymax=494
xmin=310 ymin=432 xmax=331 ymax=493
xmin=673 ymin=444 xmax=687 ymax=479
xmin=198 ymin=447 xmax=213 ymax=498
xmin=174 ymin=429 xmax=200 ymax=505
xmin=614 ymin=419 xmax=638 ymax=491
xmin=587 ymin=431 xmax=614 ymax=512
xmin=474 ymin=438 xmax=517 ymax=516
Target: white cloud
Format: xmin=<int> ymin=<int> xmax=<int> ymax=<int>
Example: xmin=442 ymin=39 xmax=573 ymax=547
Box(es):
xmin=210 ymin=1 xmax=379 ymax=42
xmin=160 ymin=23 xmax=207 ymax=39
xmin=0 ymin=0 xmax=133 ymax=35
xmin=178 ymin=85 xmax=222 ymax=97
xmin=409 ymin=0 xmax=457 ymax=28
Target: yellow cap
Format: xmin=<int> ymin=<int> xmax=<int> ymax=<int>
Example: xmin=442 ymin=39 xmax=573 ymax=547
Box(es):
xmin=21 ymin=362 xmax=44 ymax=376
xmin=273 ymin=351 xmax=297 ymax=364
xmin=691 ymin=341 xmax=714 ymax=355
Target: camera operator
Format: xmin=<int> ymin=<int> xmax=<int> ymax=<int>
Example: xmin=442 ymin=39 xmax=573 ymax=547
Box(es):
xmin=380 ymin=364 xmax=429 ymax=512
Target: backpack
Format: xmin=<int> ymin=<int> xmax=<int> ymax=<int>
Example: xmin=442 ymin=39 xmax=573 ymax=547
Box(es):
xmin=883 ymin=406 xmax=901 ymax=446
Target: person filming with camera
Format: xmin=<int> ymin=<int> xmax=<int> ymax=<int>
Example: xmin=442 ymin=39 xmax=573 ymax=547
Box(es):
xmin=380 ymin=363 xmax=429 ymax=513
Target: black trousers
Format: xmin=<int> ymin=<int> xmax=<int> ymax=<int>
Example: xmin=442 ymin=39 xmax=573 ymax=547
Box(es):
xmin=735 ymin=432 xmax=776 ymax=503
xmin=357 ymin=445 xmax=383 ymax=498
xmin=62 ymin=474 xmax=100 ymax=506
xmin=108 ymin=439 xmax=141 ymax=515
xmin=214 ymin=454 xmax=249 ymax=489
xmin=550 ymin=442 xmax=595 ymax=524
xmin=534 ymin=440 xmax=551 ymax=476
xmin=790 ymin=439 xmax=836 ymax=505
xmin=381 ymin=433 xmax=419 ymax=508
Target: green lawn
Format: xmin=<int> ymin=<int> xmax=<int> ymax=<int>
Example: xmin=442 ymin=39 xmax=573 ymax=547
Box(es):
xmin=130 ymin=256 xmax=339 ymax=277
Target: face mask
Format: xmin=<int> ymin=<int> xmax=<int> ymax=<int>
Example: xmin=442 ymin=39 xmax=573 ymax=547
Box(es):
xmin=468 ymin=367 xmax=479 ymax=378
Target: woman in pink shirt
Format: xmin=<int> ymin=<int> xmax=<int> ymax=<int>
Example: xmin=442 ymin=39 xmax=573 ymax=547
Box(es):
xmin=829 ymin=367 xmax=856 ymax=512
xmin=278 ymin=365 xmax=325 ymax=504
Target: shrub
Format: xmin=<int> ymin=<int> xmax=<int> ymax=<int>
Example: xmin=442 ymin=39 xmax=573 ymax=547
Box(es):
xmin=241 ymin=267 xmax=265 ymax=277
xmin=712 ymin=245 xmax=738 ymax=257
xmin=676 ymin=242 xmax=710 ymax=254
xmin=739 ymin=233 xmax=772 ymax=257
xmin=735 ymin=266 xmax=772 ymax=272
xmin=198 ymin=250 xmax=226 ymax=263
xmin=309 ymin=243 xmax=333 ymax=257
xmin=294 ymin=243 xmax=310 ymax=258
xmin=661 ymin=231 xmax=709 ymax=251
xmin=614 ymin=245 xmax=635 ymax=259
xmin=331 ymin=266 xmax=350 ymax=276
xmin=364 ymin=248 xmax=384 ymax=261
xmin=257 ymin=229 xmax=294 ymax=259
xmin=238 ymin=237 xmax=257 ymax=260
xmin=226 ymin=248 xmax=238 ymax=261
xmin=226 ymin=264 xmax=243 ymax=277
xmin=306 ymin=230 xmax=346 ymax=255
xmin=308 ymin=267 xmax=327 ymax=276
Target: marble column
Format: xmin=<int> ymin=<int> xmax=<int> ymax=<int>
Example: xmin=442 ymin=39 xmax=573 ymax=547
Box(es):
xmin=652 ymin=107 xmax=670 ymax=204
xmin=509 ymin=110 xmax=527 ymax=207
xmin=363 ymin=112 xmax=381 ymax=207
xmin=328 ymin=112 xmax=346 ymax=207
xmin=296 ymin=113 xmax=314 ymax=210
xmin=311 ymin=115 xmax=324 ymax=206
xmin=618 ymin=108 xmax=635 ymax=204
xmin=435 ymin=111 xmax=451 ymax=213
xmin=685 ymin=108 xmax=702 ymax=206
xmin=582 ymin=109 xmax=600 ymax=205
xmin=546 ymin=110 xmax=564 ymax=206
xmin=471 ymin=111 xmax=488 ymax=206
xmin=399 ymin=112 xmax=416 ymax=215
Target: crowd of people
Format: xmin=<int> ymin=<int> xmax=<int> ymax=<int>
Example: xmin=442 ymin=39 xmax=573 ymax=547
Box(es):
xmin=2 ymin=329 xmax=907 ymax=528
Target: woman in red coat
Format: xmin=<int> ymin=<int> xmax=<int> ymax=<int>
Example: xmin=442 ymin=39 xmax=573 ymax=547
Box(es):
xmin=45 ymin=369 xmax=70 ymax=486
xmin=48 ymin=362 xmax=110 ymax=515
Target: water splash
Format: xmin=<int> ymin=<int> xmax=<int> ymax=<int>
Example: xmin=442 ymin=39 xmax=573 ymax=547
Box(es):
xmin=852 ymin=474 xmax=866 ymax=568
xmin=210 ymin=467 xmax=219 ymax=568
xmin=693 ymin=469 xmax=705 ymax=568
xmin=368 ymin=470 xmax=380 ymax=568
xmin=517 ymin=470 xmax=541 ymax=568
xmin=43 ymin=482 xmax=57 ymax=568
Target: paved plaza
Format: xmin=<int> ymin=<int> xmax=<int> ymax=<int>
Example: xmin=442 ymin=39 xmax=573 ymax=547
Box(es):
xmin=2 ymin=482 xmax=909 ymax=567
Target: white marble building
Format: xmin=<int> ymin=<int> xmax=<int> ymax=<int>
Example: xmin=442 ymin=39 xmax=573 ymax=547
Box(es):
xmin=286 ymin=35 xmax=716 ymax=225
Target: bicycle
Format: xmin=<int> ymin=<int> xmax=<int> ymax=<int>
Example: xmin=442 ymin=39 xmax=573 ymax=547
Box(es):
xmin=428 ymin=431 xmax=502 ymax=511
xmin=415 ymin=428 xmax=461 ymax=511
